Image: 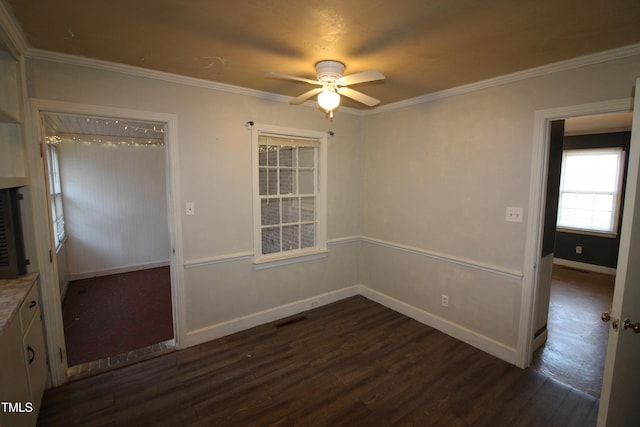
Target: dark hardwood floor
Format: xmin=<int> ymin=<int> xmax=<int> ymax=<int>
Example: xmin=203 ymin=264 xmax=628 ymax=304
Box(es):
xmin=530 ymin=265 xmax=614 ymax=398
xmin=38 ymin=296 xmax=599 ymax=426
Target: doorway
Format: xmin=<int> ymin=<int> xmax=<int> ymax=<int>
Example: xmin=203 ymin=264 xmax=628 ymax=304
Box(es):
xmin=41 ymin=112 xmax=175 ymax=376
xmin=530 ymin=111 xmax=632 ymax=397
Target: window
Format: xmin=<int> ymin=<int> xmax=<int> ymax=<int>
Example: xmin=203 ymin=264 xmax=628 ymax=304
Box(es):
xmin=557 ymin=148 xmax=625 ymax=235
xmin=45 ymin=140 xmax=66 ymax=248
xmin=252 ymin=125 xmax=327 ymax=266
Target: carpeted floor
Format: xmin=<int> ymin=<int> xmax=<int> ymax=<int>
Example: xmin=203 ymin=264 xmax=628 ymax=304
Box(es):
xmin=62 ymin=266 xmax=174 ymax=366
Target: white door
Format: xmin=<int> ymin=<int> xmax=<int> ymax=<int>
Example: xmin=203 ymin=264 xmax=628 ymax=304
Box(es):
xmin=597 ymin=77 xmax=640 ymax=426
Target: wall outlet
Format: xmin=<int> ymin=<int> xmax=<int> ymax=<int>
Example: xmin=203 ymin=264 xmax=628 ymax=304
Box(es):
xmin=506 ymin=207 xmax=523 ymax=222
xmin=576 ymin=245 xmax=583 ymax=254
xmin=441 ymin=294 xmax=449 ymax=307
xmin=186 ymin=202 xmax=195 ymax=216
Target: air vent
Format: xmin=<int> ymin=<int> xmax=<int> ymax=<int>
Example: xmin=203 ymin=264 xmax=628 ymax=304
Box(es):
xmin=0 ymin=192 xmax=10 ymax=269
xmin=275 ymin=315 xmax=308 ymax=328
xmin=0 ymin=188 xmax=27 ymax=279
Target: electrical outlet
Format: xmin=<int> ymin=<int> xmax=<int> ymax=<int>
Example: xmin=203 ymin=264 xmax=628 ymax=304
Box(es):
xmin=441 ymin=294 xmax=449 ymax=307
xmin=576 ymin=245 xmax=582 ymax=254
xmin=506 ymin=207 xmax=523 ymax=222
xmin=186 ymin=202 xmax=195 ymax=216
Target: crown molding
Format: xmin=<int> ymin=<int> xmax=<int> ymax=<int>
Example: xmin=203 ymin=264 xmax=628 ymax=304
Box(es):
xmin=25 ymin=48 xmax=364 ymax=116
xmin=0 ymin=0 xmax=29 ymax=57
xmin=23 ymin=41 xmax=640 ymax=118
xmin=369 ymin=42 xmax=640 ymax=115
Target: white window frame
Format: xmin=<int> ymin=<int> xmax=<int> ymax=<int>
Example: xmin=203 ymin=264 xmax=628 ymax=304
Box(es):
xmin=45 ymin=142 xmax=66 ymax=249
xmin=556 ymin=147 xmax=625 ymax=236
xmin=251 ymin=124 xmax=327 ymax=268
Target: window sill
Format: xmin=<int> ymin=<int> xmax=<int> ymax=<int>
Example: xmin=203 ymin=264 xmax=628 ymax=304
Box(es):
xmin=556 ymin=227 xmax=618 ymax=239
xmin=55 ymin=236 xmax=68 ymax=254
xmin=253 ymin=248 xmax=328 ymax=270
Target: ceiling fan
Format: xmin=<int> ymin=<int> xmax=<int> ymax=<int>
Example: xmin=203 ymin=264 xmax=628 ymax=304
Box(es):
xmin=266 ymin=60 xmax=385 ymax=118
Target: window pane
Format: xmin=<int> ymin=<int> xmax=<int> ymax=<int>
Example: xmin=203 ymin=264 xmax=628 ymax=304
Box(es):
xmin=301 ymin=224 xmax=315 ymax=248
xmin=299 ymin=170 xmax=314 ymax=194
xmin=259 ymin=168 xmax=278 ymax=196
xmin=262 ymin=227 xmax=280 ymax=254
xmin=298 ymin=147 xmax=315 ymax=168
xmin=259 ymin=148 xmax=268 ymax=166
xmin=593 ymin=194 xmax=613 ymax=211
xmin=592 ymin=211 xmax=612 ymax=231
xmin=261 ymin=199 xmax=280 ymax=225
xmin=267 ymin=147 xmax=278 ymax=166
xmin=595 ymin=173 xmax=616 ymax=192
xmin=280 ymin=169 xmax=295 ymax=194
xmin=558 ymin=208 xmax=575 ymax=227
xmin=576 ymin=193 xmax=594 ymax=210
xmin=561 ymin=193 xmax=577 ymax=209
xmin=282 ymin=225 xmax=299 ymax=251
xmin=259 ymin=168 xmax=267 ymax=195
xmin=598 ymin=154 xmax=618 ymax=174
xmin=279 ymin=146 xmax=295 ymax=167
xmin=282 ymin=197 xmax=299 ymax=224
xmin=574 ymin=209 xmax=593 ymax=228
xmin=301 ymin=197 xmax=315 ymax=221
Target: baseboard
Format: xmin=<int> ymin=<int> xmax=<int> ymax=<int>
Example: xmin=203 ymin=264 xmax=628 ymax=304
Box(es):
xmin=553 ymin=258 xmax=616 ymax=275
xmin=184 ymin=286 xmax=361 ymax=347
xmin=184 ymin=284 xmax=518 ymax=366
xmin=69 ymin=261 xmax=170 ymax=281
xmin=60 ymin=280 xmax=70 ymax=302
xmin=358 ymin=286 xmax=518 ymax=365
xmin=532 ymin=328 xmax=548 ymax=352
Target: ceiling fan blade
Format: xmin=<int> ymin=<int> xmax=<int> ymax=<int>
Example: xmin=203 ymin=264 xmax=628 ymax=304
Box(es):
xmin=337 ymin=69 xmax=385 ymax=86
xmin=265 ymin=71 xmax=321 ymax=85
xmin=337 ymin=87 xmax=380 ymax=107
xmin=290 ymin=88 xmax=323 ymax=105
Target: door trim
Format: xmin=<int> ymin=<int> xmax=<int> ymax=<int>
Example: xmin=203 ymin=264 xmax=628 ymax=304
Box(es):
xmin=26 ymin=99 xmax=185 ymax=386
xmin=518 ymin=98 xmax=633 ymax=369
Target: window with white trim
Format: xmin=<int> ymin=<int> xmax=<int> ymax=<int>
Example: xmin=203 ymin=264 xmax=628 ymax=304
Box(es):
xmin=45 ymin=141 xmax=66 ymax=248
xmin=557 ymin=148 xmax=625 ymax=235
xmin=252 ymin=125 xmax=327 ymax=265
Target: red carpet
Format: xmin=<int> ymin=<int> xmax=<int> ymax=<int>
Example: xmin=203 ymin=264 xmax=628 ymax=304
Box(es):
xmin=62 ymin=267 xmax=174 ymax=366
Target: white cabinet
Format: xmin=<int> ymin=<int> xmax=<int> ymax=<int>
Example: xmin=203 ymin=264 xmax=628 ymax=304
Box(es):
xmin=20 ymin=282 xmax=48 ymax=411
xmin=0 ymin=276 xmax=47 ymax=427
xmin=0 ymin=45 xmax=28 ymax=188
xmin=0 ymin=314 xmax=31 ymax=426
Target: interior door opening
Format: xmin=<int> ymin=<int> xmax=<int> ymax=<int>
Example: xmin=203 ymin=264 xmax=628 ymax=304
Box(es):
xmin=530 ymin=112 xmax=632 ymax=398
xmin=41 ymin=112 xmax=176 ymax=376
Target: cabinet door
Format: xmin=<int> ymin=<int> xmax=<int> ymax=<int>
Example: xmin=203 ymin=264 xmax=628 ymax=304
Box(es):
xmin=0 ymin=316 xmax=32 ymax=427
xmin=23 ymin=310 xmax=47 ymax=419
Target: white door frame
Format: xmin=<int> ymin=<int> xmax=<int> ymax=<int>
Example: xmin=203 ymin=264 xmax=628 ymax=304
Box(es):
xmin=518 ymin=97 xmax=633 ymax=369
xmin=25 ymin=99 xmax=186 ymax=386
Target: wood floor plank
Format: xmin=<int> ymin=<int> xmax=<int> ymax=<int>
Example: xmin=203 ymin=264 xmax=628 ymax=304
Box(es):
xmin=37 ymin=296 xmax=599 ymax=426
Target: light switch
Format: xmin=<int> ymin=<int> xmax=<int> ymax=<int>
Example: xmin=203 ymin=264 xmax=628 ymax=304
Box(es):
xmin=506 ymin=207 xmax=523 ymax=223
xmin=186 ymin=202 xmax=195 ymax=216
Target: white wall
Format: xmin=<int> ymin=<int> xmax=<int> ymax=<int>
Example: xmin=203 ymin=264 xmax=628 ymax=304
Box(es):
xmin=361 ymin=54 xmax=640 ymax=359
xmin=24 ymin=50 xmax=640 ymax=362
xmin=25 ymin=57 xmax=363 ymax=346
xmin=58 ymin=138 xmax=169 ymax=278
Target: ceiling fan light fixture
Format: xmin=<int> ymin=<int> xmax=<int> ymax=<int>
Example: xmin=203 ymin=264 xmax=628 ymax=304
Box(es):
xmin=317 ymin=89 xmax=340 ymax=112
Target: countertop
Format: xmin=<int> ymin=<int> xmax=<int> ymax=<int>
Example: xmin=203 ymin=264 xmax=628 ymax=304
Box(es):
xmin=0 ymin=272 xmax=39 ymax=335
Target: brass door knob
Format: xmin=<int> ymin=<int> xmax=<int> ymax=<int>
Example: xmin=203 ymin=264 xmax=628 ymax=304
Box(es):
xmin=601 ymin=312 xmax=611 ymax=322
xmin=623 ymin=319 xmax=640 ymax=333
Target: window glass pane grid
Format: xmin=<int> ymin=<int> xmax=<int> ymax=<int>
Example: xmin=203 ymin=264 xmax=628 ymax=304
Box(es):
xmin=257 ymin=141 xmax=319 ymax=256
xmin=47 ymin=144 xmax=65 ymax=246
xmin=557 ymin=148 xmax=623 ymax=234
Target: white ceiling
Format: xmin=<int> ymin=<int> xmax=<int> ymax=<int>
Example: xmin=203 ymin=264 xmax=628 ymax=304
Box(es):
xmin=6 ymin=0 xmax=640 ymax=109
